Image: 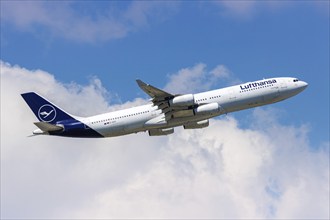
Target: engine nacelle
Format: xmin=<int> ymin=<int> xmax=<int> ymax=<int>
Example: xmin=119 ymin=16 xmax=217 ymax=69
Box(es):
xmin=194 ymin=103 xmax=222 ymax=115
xmin=169 ymin=94 xmax=195 ymax=107
xmin=148 ymin=128 xmax=174 ymax=136
xmin=184 ymin=119 xmax=209 ymax=129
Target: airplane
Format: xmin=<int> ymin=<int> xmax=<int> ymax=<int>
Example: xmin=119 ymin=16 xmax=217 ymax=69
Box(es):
xmin=21 ymin=77 xmax=308 ymax=138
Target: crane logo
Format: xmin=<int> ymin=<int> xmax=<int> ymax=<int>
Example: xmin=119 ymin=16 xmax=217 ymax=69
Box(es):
xmin=38 ymin=104 xmax=56 ymax=122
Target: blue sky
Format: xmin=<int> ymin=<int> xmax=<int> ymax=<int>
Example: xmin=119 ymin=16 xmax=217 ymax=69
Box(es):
xmin=1 ymin=1 xmax=329 ymax=219
xmin=2 ymin=1 xmax=328 ymax=146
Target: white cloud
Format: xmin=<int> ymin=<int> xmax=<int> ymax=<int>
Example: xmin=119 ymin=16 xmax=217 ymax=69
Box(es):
xmin=1 ymin=61 xmax=329 ymax=219
xmin=164 ymin=63 xmax=239 ymax=94
xmin=210 ymin=64 xmax=231 ymax=79
xmin=213 ymin=1 xmax=327 ymax=20
xmin=164 ymin=63 xmax=208 ymax=94
xmin=0 ymin=1 xmax=178 ymax=43
xmin=218 ymin=0 xmax=258 ymax=19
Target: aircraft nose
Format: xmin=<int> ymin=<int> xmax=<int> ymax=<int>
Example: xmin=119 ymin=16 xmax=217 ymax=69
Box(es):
xmin=295 ymin=80 xmax=308 ymax=93
xmin=300 ymin=81 xmax=308 ymax=89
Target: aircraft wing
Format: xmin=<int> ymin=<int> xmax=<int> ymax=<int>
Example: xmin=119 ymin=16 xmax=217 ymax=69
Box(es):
xmin=136 ymin=79 xmax=177 ymax=117
xmin=136 ymin=79 xmax=195 ymax=121
xmin=136 ymin=79 xmax=174 ymax=101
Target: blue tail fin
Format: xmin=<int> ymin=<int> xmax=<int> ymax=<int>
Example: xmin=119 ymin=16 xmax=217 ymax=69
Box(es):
xmin=21 ymin=92 xmax=76 ymax=124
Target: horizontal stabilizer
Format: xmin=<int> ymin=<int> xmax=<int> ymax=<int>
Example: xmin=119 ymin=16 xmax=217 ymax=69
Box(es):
xmin=34 ymin=122 xmax=63 ymax=132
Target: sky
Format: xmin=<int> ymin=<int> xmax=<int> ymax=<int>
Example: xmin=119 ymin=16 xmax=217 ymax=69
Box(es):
xmin=1 ymin=1 xmax=329 ymax=219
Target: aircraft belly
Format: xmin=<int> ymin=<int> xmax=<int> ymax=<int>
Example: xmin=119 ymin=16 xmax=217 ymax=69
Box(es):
xmin=166 ymin=115 xmax=214 ymax=128
xmin=96 ymin=118 xmax=148 ymax=137
xmin=220 ymin=93 xmax=259 ymax=113
xmin=222 ymin=88 xmax=281 ymax=113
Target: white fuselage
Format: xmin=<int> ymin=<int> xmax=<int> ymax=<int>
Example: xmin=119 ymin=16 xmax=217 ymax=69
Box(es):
xmin=81 ymin=77 xmax=307 ymax=137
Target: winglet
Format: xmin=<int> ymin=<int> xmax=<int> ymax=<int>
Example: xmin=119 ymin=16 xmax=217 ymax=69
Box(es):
xmin=136 ymin=79 xmax=147 ymax=88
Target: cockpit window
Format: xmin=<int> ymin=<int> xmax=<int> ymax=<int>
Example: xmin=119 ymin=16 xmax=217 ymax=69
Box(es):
xmin=293 ymin=79 xmax=299 ymax=82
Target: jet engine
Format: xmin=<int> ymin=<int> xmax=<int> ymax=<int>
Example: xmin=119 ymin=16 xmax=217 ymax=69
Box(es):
xmin=194 ymin=103 xmax=222 ymax=115
xmin=169 ymin=94 xmax=195 ymax=107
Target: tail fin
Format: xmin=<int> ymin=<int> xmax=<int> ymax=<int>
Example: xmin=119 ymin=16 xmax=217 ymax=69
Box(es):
xmin=21 ymin=92 xmax=76 ymax=124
